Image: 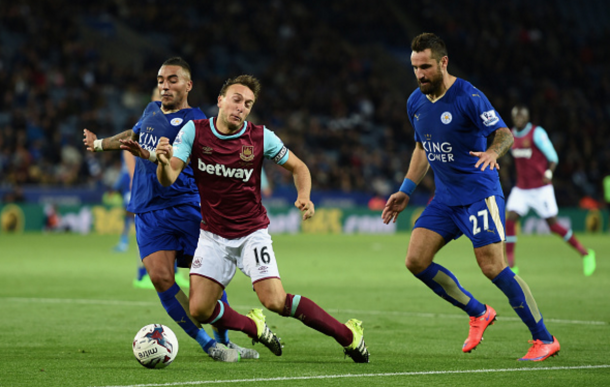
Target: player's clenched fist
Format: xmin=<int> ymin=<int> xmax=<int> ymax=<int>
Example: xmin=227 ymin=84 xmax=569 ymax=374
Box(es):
xmin=156 ymin=136 xmax=172 ymax=164
xmin=295 ymin=198 xmax=315 ymax=220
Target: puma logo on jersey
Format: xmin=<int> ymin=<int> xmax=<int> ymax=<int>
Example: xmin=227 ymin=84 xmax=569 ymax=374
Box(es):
xmin=197 ymin=159 xmax=253 ymax=182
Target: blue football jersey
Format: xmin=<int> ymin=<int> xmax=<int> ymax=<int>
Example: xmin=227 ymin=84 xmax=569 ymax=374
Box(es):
xmin=407 ymin=78 xmax=507 ymax=206
xmin=127 ymin=101 xmax=206 ymax=213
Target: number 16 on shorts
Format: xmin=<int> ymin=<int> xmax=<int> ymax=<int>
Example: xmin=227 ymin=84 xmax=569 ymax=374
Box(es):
xmin=244 ymin=229 xmax=280 ymax=283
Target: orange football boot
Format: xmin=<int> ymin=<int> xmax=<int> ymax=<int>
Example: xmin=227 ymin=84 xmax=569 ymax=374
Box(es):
xmin=519 ymin=336 xmax=560 ymax=361
xmin=463 ymin=305 xmax=497 ymax=353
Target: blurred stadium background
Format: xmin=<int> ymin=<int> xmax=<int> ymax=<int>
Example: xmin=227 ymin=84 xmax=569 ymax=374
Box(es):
xmin=1 ymin=0 xmax=609 ymax=234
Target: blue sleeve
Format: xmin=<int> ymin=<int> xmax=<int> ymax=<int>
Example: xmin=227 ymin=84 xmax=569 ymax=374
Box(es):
xmin=172 ymin=120 xmax=196 ymax=163
xmin=264 ymin=127 xmax=289 ymax=165
xmin=132 ymin=110 xmax=146 ymax=134
xmin=192 ymin=108 xmax=207 ymax=120
xmin=464 ymin=89 xmax=507 ymax=137
xmin=261 ymin=167 xmax=270 ymax=190
xmin=406 ymin=94 xmax=421 ymax=142
xmin=533 ymin=126 xmax=558 ymax=163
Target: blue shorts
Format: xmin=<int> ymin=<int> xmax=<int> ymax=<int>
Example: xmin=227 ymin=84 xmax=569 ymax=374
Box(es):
xmin=134 ymin=203 xmax=201 ymax=267
xmin=414 ymin=196 xmax=506 ymax=248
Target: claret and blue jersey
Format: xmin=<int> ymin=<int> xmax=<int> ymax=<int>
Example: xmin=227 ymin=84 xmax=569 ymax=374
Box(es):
xmin=407 ymin=78 xmax=507 ymax=206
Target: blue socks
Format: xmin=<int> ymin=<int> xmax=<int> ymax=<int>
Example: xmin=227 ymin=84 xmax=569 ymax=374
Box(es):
xmin=416 ymin=262 xmax=486 ymax=317
xmin=157 ymin=283 xmax=216 ymax=353
xmin=136 ymin=265 xmax=147 ymax=281
xmin=492 ymin=267 xmax=553 ymax=342
xmin=213 ymin=290 xmax=231 ymax=344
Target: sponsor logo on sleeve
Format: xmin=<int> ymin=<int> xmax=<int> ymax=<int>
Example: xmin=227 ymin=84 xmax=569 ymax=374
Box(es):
xmin=174 ymin=131 xmax=183 ymax=146
xmin=480 ymin=110 xmax=499 ymax=126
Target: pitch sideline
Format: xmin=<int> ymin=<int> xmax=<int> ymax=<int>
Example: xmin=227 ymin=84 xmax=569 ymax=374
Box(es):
xmin=90 ymin=365 xmax=610 ymax=387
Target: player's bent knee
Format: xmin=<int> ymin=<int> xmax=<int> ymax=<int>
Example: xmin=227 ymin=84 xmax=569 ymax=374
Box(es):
xmin=189 ymin=302 xmax=214 ymax=323
xmin=259 ymin=295 xmax=285 ymax=314
xmin=479 ymin=262 xmax=505 ymax=280
xmin=405 ymin=255 xmax=427 ymax=275
xmin=148 ymin=270 xmax=175 ymax=292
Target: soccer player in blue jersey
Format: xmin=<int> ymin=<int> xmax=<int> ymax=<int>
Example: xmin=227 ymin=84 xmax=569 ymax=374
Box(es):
xmin=382 ymin=33 xmax=560 ymax=361
xmin=112 ymin=151 xmax=135 ymax=253
xmin=83 ymin=57 xmax=257 ymax=362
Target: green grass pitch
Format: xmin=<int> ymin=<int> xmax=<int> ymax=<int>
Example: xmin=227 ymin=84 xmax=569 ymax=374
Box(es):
xmin=0 ymin=232 xmax=609 ymax=386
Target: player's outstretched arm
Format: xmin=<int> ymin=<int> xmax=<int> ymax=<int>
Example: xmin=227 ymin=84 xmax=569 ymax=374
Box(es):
xmin=280 ymin=151 xmax=315 ymax=221
xmin=83 ymin=129 xmax=136 ymax=152
xmin=119 ymin=139 xmax=152 ymax=161
xmin=382 ymin=143 xmax=429 ymax=224
xmin=470 ymin=127 xmax=513 ymax=171
xmin=156 ymin=136 xmax=185 ymax=187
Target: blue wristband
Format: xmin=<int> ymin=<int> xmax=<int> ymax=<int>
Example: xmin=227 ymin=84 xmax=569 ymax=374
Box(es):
xmin=399 ymin=178 xmax=417 ymax=196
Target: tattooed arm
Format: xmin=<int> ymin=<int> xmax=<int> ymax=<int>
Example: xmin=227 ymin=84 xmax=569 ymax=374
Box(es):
xmin=83 ymin=129 xmax=137 ymax=152
xmin=102 ymin=129 xmax=139 ymax=150
xmin=469 ymin=127 xmax=514 ymax=171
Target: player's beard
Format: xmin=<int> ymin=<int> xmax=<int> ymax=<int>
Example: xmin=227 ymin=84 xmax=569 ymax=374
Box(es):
xmin=418 ymin=71 xmax=443 ymax=95
xmin=161 ymin=92 xmax=183 ymax=111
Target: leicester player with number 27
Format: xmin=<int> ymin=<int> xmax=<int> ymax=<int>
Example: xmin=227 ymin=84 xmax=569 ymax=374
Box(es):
xmin=382 ymin=33 xmax=560 ymax=361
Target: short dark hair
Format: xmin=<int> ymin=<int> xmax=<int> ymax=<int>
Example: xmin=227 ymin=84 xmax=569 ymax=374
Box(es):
xmin=411 ymin=33 xmax=448 ymax=61
xmin=219 ymin=74 xmax=261 ymax=101
xmin=162 ymin=57 xmax=192 ymax=80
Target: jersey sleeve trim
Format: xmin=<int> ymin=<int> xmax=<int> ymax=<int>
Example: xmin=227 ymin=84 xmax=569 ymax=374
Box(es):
xmin=533 ymin=126 xmax=559 ymax=163
xmin=263 ymin=127 xmax=289 ymax=164
xmin=172 ymin=120 xmax=196 ymax=163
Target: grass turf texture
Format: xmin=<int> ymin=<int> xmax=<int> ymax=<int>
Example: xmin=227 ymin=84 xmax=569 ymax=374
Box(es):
xmin=0 ymin=232 xmax=609 ymax=387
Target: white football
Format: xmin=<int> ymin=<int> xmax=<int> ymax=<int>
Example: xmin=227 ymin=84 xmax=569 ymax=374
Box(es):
xmin=132 ymin=324 xmax=179 ymax=369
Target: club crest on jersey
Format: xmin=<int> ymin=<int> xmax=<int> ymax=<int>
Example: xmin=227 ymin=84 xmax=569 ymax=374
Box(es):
xmin=440 ymin=112 xmax=452 ymax=124
xmin=480 ymin=110 xmax=499 ymax=126
xmin=240 ymin=145 xmax=255 ymax=161
xmin=170 ymin=118 xmax=183 ymax=126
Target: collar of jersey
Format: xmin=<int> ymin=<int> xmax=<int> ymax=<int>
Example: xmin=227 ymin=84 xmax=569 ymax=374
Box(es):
xmin=512 ymin=122 xmax=533 ymax=138
xmin=210 ymin=118 xmax=248 ymax=139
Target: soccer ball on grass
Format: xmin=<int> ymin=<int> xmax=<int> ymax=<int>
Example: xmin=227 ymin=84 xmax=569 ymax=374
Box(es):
xmin=132 ymin=324 xmax=179 ymax=369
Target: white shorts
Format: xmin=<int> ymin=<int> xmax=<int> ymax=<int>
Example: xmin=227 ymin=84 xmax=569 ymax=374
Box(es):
xmin=506 ymin=185 xmax=558 ymax=219
xmin=190 ymin=228 xmax=280 ymax=288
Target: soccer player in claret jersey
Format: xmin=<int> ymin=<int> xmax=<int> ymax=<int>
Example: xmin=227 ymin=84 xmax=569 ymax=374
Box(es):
xmin=84 ymin=57 xmax=258 ymax=362
xmin=155 ymin=74 xmax=369 ymax=363
xmin=382 ymin=33 xmax=560 ymax=361
xmin=505 ymin=105 xmax=596 ymax=276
